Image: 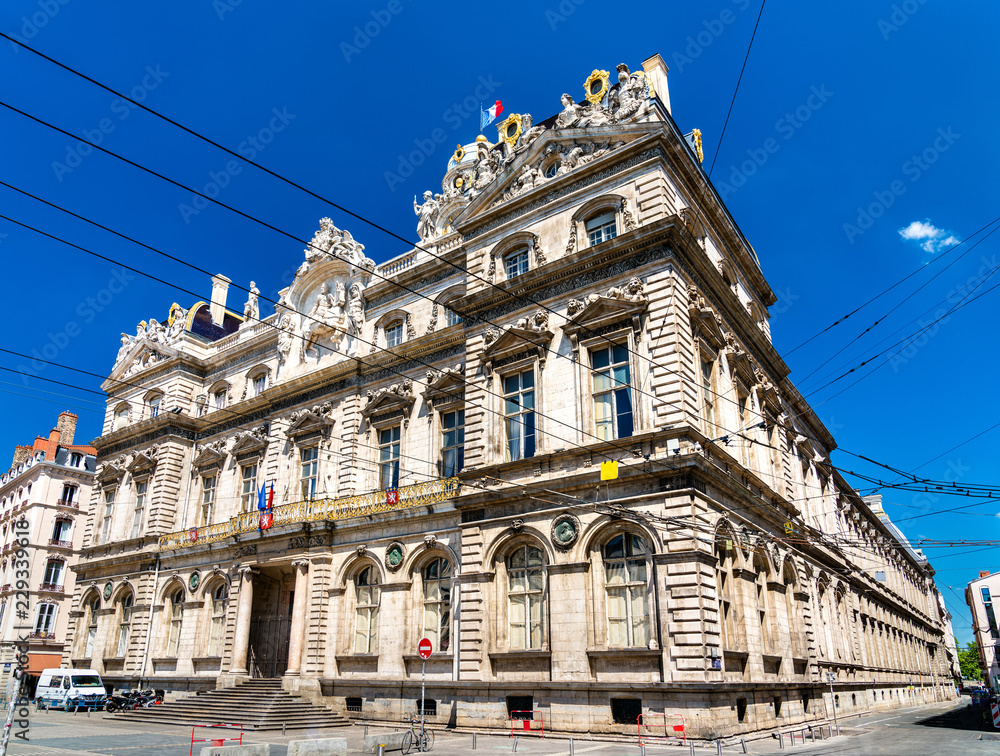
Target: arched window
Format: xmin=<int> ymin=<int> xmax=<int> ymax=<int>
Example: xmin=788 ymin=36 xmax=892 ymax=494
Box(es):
xmin=716 ymin=535 xmax=742 ymax=651
xmin=207 ymin=583 xmax=228 ymax=657
xmin=422 ymin=558 xmax=451 ymax=653
xmin=116 ymin=593 xmax=133 ymax=657
xmin=507 ymin=544 xmax=545 ymax=650
xmin=145 ymin=392 xmax=163 ymax=419
xmin=166 ymin=587 xmax=184 ymax=656
xmin=114 ymin=403 xmax=130 ymax=431
xmin=84 ymin=595 xmax=100 ymax=657
xmin=603 ymin=534 xmax=650 ymax=648
xmin=354 ymin=566 xmax=380 ymax=654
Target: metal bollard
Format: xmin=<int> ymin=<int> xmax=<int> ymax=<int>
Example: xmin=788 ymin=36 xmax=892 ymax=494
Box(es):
xmin=283 ymin=721 xmax=286 ymax=735
xmin=365 ymin=725 xmax=369 ymax=738
xmin=717 ymin=739 xmax=723 ymax=755
xmin=810 ymin=728 xmax=815 ymax=742
xmin=778 ymin=731 xmax=784 ymax=749
xmin=836 ymin=725 xmax=840 ymax=737
xmin=378 ymin=745 xmax=386 ymax=756
xmin=512 ymin=735 xmax=518 ymax=753
xmin=828 ymin=725 xmax=833 ymax=739
xmin=570 ymin=737 xmax=574 ymax=756
xmin=640 ymin=744 xmax=645 ymax=756
xmin=473 ymin=732 xmax=477 ymax=750
xmin=689 ymin=743 xmax=695 ymax=756
xmin=741 ymin=737 xmax=748 ymax=753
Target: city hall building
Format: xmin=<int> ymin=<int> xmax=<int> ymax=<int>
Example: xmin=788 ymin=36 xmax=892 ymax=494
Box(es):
xmin=65 ymin=55 xmax=955 ymax=737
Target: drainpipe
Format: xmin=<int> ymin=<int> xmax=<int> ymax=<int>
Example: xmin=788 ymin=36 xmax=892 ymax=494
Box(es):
xmin=139 ymin=555 xmax=160 ymax=684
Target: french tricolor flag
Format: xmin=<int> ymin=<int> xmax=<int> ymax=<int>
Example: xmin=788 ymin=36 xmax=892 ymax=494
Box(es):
xmin=481 ymin=100 xmax=503 ymax=130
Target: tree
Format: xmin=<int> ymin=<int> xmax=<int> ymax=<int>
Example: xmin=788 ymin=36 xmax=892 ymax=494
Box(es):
xmin=958 ymin=638 xmax=985 ymax=680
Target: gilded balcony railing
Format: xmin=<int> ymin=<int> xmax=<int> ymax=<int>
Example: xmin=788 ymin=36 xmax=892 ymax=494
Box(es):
xmin=157 ymin=477 xmax=461 ymax=552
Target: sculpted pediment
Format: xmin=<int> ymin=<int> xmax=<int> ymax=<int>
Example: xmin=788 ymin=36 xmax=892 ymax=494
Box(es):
xmin=109 ymin=343 xmax=176 ymax=382
xmin=193 ymin=444 xmax=226 ymax=472
xmin=563 ymin=278 xmax=648 ymax=353
xmin=361 ymin=381 xmax=415 ymax=424
xmin=231 ymin=425 xmax=269 ymax=458
xmin=127 ymin=447 xmax=158 ymax=478
xmin=96 ymin=462 xmax=125 ymax=487
xmin=424 ymin=364 xmax=465 ymax=409
xmin=481 ymin=311 xmax=554 ymax=378
xmin=286 ymin=407 xmax=334 ymax=440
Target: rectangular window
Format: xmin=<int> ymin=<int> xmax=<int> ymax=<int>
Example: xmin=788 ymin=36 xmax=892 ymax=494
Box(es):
xmin=148 ymin=396 xmax=161 ymax=418
xmin=43 ymin=560 xmax=63 ymax=586
xmin=69 ymin=452 xmax=83 ymax=467
xmin=445 ymin=307 xmax=463 ymax=327
xmin=441 ymin=410 xmax=465 ymax=477
xmin=213 ymin=390 xmax=226 ymax=411
xmin=586 ymin=212 xmax=617 ymax=246
xmin=984 ymin=587 xmax=999 ymax=639
xmin=115 ymin=407 xmax=129 ymax=430
xmin=253 ymin=374 xmax=266 ymax=396
xmin=202 ymin=475 xmax=217 ymax=524
xmin=590 ymin=344 xmax=633 ymax=441
xmin=117 ymin=600 xmax=132 ymax=657
xmin=241 ymin=464 xmax=259 ymax=511
xmin=51 ymin=519 xmax=71 ymax=542
xmin=379 ymin=427 xmax=401 ymax=490
xmin=504 ymin=249 xmax=529 ymax=279
xmin=61 ymin=485 xmax=76 ymax=504
xmin=100 ymin=490 xmax=115 ymax=544
xmin=167 ymin=601 xmax=183 ymax=656
xmin=504 ymin=370 xmax=536 ymax=461
xmin=34 ymin=604 xmax=56 ymax=635
xmin=385 ymin=323 xmax=403 ymax=348
xmin=131 ymin=480 xmax=147 ymax=539
xmin=300 ymin=448 xmax=318 ymax=500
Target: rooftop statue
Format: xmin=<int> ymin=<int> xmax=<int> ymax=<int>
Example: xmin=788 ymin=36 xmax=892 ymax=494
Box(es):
xmin=414 ymin=190 xmax=443 ymax=242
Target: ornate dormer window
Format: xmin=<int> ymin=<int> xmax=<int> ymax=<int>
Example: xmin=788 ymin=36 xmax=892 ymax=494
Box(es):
xmin=504 ymin=248 xmax=530 ymax=279
xmin=586 ymin=211 xmax=617 ymax=246
xmin=385 ymin=322 xmax=403 ymax=348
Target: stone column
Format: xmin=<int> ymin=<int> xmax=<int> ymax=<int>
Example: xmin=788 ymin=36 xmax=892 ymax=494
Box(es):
xmin=230 ymin=566 xmax=255 ymax=675
xmin=285 ymin=559 xmax=310 ymax=676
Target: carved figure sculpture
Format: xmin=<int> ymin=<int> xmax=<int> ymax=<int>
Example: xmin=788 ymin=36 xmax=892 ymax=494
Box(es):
xmin=331 ymin=230 xmax=368 ymax=268
xmin=555 ymin=93 xmax=611 ymax=129
xmin=348 ymin=281 xmax=366 ymax=334
xmin=610 ymin=64 xmax=646 ymax=123
xmin=114 ymin=333 xmax=133 ymax=367
xmin=303 ymin=282 xmax=348 ymax=358
xmin=146 ymin=319 xmax=166 ymax=344
xmin=243 ymin=281 xmax=260 ymax=323
xmin=414 ymin=190 xmax=441 ymax=241
xmin=277 ymin=314 xmax=296 ymax=365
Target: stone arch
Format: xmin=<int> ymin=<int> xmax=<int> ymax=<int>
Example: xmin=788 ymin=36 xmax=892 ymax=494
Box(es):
xmin=158 ymin=575 xmax=187 ymax=604
xmin=577 ymin=515 xmax=660 ymax=564
xmin=337 ymin=552 xmax=385 ymax=588
xmin=483 ymin=525 xmax=554 ymax=570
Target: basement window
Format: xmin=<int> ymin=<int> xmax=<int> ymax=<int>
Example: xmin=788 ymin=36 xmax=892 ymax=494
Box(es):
xmin=611 ymin=698 xmax=641 ymax=725
xmin=417 ymin=699 xmax=437 ymax=717
xmin=507 ymin=695 xmax=533 ymax=720
xmin=736 ymin=697 xmax=748 ymax=723
xmin=346 ymin=697 xmax=363 ymax=713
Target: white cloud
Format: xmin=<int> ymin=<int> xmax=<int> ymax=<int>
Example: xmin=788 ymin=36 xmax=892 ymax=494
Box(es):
xmin=898 ymin=220 xmax=960 ymax=253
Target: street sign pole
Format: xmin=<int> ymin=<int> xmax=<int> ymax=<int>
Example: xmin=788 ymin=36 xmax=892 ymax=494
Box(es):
xmin=417 ymin=637 xmax=432 ymax=751
xmin=827 ymin=672 xmax=838 ymax=733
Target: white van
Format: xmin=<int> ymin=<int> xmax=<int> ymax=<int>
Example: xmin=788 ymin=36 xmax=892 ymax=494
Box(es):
xmin=35 ymin=668 xmax=106 ymax=710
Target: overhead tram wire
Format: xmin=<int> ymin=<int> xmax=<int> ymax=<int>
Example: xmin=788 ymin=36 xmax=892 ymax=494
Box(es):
xmin=803 ymin=271 xmax=1000 ymax=405
xmin=795 ymin=224 xmax=1000 ymax=389
xmin=706 ymin=0 xmax=767 ymax=178
xmin=783 ymin=216 xmax=1000 ymax=358
xmin=0 ymin=213 xmax=675 ymax=476
xmin=0 ymin=176 xmax=913 ymax=505
xmin=0 ymin=72 xmax=978 ymax=509
xmin=2 ymin=34 xmax=995 ymax=509
xmin=0 ymin=40 xmax=820 ymax=451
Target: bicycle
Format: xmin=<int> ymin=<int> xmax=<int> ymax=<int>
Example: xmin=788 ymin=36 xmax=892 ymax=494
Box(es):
xmin=401 ymin=716 xmax=434 ymax=753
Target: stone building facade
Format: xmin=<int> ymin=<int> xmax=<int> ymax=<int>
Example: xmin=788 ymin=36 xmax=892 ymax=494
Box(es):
xmin=966 ymin=571 xmax=1000 ymax=691
xmin=0 ymin=412 xmax=95 ymax=693
xmin=65 ymin=55 xmax=954 ymax=737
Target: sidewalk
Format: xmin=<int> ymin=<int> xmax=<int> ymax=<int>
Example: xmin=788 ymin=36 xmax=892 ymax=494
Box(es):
xmin=6 ymin=698 xmax=965 ymax=756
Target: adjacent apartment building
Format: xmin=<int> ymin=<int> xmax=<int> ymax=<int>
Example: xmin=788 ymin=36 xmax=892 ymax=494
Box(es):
xmin=0 ymin=411 xmax=94 ymax=694
xmin=64 ymin=54 xmax=955 ymax=737
xmin=966 ymin=571 xmax=1000 ymax=690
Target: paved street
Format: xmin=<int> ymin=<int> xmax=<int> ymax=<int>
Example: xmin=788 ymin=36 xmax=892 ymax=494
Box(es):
xmin=5 ymin=698 xmax=997 ymax=756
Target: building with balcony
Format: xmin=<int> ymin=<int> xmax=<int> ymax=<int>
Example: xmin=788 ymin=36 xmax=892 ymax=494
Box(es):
xmin=0 ymin=411 xmax=94 ymax=694
xmin=965 ymin=571 xmax=1000 ymax=691
xmin=65 ymin=55 xmax=954 ymax=737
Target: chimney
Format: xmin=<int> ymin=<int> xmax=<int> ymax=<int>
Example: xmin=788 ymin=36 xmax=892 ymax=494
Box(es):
xmin=56 ymin=412 xmax=77 ymax=447
xmin=981 ymin=571 xmax=990 ymax=579
xmin=11 ymin=445 xmax=32 ymax=468
xmin=642 ymin=53 xmax=671 ymax=114
xmin=210 ymin=274 xmax=232 ymax=325
xmin=47 ymin=427 xmax=61 ymax=456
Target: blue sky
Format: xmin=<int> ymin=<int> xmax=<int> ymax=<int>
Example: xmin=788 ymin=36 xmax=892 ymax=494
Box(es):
xmin=2 ymin=1 xmax=997 ymax=643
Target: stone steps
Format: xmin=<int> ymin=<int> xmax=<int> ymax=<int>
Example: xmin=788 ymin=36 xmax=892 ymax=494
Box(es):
xmin=115 ymin=679 xmax=351 ymax=732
